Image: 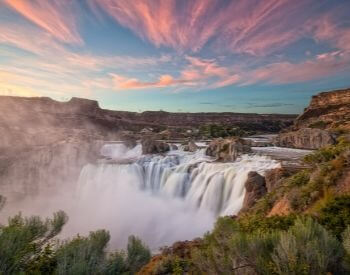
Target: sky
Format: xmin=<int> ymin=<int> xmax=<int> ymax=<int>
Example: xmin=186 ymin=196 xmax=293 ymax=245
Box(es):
xmin=0 ymin=0 xmax=350 ymax=114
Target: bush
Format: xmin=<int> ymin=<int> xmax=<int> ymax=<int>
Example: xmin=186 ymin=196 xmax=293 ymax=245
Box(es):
xmin=126 ymin=235 xmax=151 ymax=274
xmin=55 ymin=230 xmax=110 ymax=275
xmin=271 ymin=217 xmax=344 ymax=275
xmin=0 ymin=211 xmax=68 ymax=274
xmin=343 ymin=226 xmax=350 ymax=269
xmin=238 ymin=214 xmax=296 ymax=234
xmin=317 ymin=195 xmax=350 ymax=238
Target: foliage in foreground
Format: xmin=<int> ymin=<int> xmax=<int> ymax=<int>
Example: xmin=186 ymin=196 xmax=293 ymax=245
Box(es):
xmin=153 ymin=217 xmax=349 ymax=275
xmin=0 ymin=211 xmax=150 ymax=275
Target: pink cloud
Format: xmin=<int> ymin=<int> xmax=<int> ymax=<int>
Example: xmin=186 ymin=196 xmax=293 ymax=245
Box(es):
xmin=3 ymin=0 xmax=82 ymax=44
xmin=111 ymin=74 xmax=192 ymax=90
xmin=91 ymin=0 xmax=317 ymax=55
xmin=242 ymin=51 xmax=350 ymax=85
xmin=310 ymin=15 xmax=350 ymax=52
xmin=110 ymin=56 xmax=240 ymax=91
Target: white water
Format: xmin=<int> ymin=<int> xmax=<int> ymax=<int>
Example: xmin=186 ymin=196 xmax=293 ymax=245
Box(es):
xmin=68 ymin=144 xmax=279 ymax=249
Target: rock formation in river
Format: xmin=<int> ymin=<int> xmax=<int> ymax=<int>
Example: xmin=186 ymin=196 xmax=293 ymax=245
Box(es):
xmin=141 ymin=139 xmax=170 ymax=154
xmin=206 ymin=137 xmax=251 ymax=161
xmin=240 ymin=171 xmax=267 ymax=212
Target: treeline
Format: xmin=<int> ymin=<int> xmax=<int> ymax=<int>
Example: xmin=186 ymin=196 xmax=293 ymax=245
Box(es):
xmin=0 ymin=210 xmax=150 ymax=274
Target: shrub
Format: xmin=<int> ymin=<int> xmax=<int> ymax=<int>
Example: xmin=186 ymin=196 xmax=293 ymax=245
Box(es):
xmin=126 ymin=235 xmax=151 ymax=274
xmin=343 ymin=226 xmax=350 ymax=269
xmin=271 ymin=217 xmax=344 ymax=275
xmin=286 ymin=170 xmax=310 ymax=187
xmin=238 ymin=214 xmax=296 ymax=234
xmin=317 ymin=195 xmax=350 ymax=238
xmin=55 ymin=230 xmax=110 ymax=275
xmin=0 ymin=211 xmax=68 ymax=274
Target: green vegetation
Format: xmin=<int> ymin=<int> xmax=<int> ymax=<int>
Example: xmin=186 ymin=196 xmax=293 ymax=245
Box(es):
xmin=199 ymin=124 xmax=251 ymax=138
xmin=0 ymin=211 xmax=150 ymax=275
xmin=153 ymin=216 xmax=348 ymax=274
xmin=317 ymin=196 xmax=350 ymax=238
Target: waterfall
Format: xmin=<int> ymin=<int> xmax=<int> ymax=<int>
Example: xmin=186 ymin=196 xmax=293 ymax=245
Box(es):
xmin=72 ymin=143 xmax=280 ymax=249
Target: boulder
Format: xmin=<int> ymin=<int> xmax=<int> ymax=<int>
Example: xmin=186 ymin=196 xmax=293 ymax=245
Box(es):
xmin=170 ymin=144 xmax=178 ymax=150
xmin=183 ymin=140 xmax=198 ymax=152
xmin=241 ymin=171 xmax=267 ymax=211
xmin=141 ymin=139 xmax=170 ymax=154
xmin=206 ymin=137 xmax=251 ymax=162
xmin=273 ymin=128 xmax=335 ymax=149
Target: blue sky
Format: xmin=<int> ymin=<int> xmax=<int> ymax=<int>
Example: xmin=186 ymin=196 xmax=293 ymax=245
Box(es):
xmin=0 ymin=0 xmax=350 ymax=114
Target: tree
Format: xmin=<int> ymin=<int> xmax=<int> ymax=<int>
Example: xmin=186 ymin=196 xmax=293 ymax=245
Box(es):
xmin=0 ymin=211 xmax=67 ymax=274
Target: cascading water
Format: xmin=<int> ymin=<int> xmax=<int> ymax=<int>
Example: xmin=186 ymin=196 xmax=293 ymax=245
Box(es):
xmin=72 ymin=143 xmax=280 ymax=250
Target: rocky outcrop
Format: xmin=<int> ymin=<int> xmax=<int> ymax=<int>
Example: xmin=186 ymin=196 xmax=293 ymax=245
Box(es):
xmin=183 ymin=141 xmax=198 ymax=152
xmin=241 ymin=172 xmax=267 ymax=211
xmin=274 ymin=128 xmax=335 ymax=149
xmin=295 ymin=88 xmax=350 ymax=130
xmin=206 ymin=138 xmax=251 ymax=161
xmin=141 ymin=139 xmax=170 ymax=154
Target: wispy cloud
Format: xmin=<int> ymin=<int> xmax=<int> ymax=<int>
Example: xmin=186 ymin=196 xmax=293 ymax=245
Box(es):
xmin=241 ymin=50 xmax=350 ymax=85
xmin=3 ymin=0 xmax=82 ymax=44
xmin=90 ymin=0 xmax=316 ymax=56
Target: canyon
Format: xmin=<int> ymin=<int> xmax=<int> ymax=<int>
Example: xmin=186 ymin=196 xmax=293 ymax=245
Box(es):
xmin=0 ymin=88 xmax=349 ymax=252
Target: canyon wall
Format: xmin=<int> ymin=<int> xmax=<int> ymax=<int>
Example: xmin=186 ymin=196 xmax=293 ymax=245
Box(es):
xmin=295 ymin=88 xmax=350 ymax=130
xmin=0 ymin=95 xmax=295 ymax=198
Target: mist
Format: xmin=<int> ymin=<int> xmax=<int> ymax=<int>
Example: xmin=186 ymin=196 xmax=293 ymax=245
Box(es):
xmin=0 ymin=143 xmax=279 ymax=251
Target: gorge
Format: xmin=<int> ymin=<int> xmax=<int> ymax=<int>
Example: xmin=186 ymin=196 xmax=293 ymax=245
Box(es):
xmin=0 ymin=88 xmax=349 ymax=274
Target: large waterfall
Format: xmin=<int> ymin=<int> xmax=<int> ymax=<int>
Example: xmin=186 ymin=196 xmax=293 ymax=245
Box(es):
xmin=70 ymin=143 xmax=280 ymax=249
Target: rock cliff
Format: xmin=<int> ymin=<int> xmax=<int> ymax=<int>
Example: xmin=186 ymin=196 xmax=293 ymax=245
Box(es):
xmin=0 ymin=95 xmax=295 ymax=198
xmin=274 ymin=128 xmax=335 ymax=149
xmin=295 ymin=88 xmax=350 ymax=130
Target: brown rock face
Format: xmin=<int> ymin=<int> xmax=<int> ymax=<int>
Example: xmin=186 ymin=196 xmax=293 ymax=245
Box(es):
xmin=241 ymin=171 xmax=267 ymax=211
xmin=206 ymin=138 xmax=251 ymax=161
xmin=141 ymin=139 xmax=170 ymax=154
xmin=295 ymin=88 xmax=350 ymax=130
xmin=274 ymin=128 xmax=335 ymax=149
xmin=183 ymin=140 xmax=198 ymax=152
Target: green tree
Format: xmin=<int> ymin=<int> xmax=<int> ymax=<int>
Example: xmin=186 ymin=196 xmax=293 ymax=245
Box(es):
xmin=0 ymin=211 xmax=67 ymax=274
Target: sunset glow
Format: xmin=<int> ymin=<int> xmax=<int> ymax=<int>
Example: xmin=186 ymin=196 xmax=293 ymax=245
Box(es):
xmin=1 ymin=0 xmax=349 ymax=113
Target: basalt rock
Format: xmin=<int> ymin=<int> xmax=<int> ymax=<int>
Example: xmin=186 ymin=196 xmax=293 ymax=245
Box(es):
xmin=206 ymin=137 xmax=251 ymax=162
xmin=183 ymin=140 xmax=198 ymax=152
xmin=241 ymin=171 xmax=267 ymax=211
xmin=141 ymin=139 xmax=170 ymax=154
xmin=274 ymin=128 xmax=335 ymax=149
